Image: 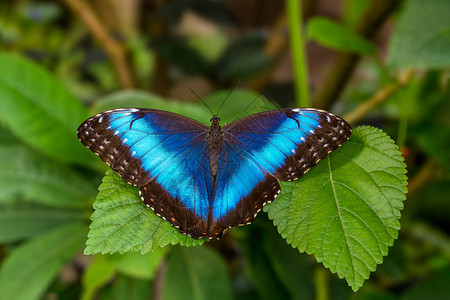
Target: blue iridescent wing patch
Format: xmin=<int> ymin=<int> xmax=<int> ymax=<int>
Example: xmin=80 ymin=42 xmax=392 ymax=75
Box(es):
xmin=78 ymin=108 xmax=351 ymax=239
xmin=210 ymin=108 xmax=352 ymax=233
xmin=78 ymin=109 xmax=213 ymax=237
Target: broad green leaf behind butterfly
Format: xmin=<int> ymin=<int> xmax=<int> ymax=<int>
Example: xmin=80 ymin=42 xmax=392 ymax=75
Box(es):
xmin=265 ymin=126 xmax=407 ymax=291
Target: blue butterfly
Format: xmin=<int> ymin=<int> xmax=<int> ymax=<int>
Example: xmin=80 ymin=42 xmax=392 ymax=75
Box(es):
xmin=78 ymin=108 xmax=351 ymax=239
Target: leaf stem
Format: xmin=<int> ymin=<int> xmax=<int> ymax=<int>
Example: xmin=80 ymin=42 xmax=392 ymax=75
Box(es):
xmin=286 ymin=0 xmax=310 ymax=107
xmin=314 ymin=266 xmax=329 ymax=300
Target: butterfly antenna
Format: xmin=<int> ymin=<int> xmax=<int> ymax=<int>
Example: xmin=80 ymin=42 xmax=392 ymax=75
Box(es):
xmin=260 ymin=90 xmax=280 ymax=109
xmin=216 ymin=81 xmax=239 ymax=116
xmin=188 ymin=87 xmax=214 ymax=116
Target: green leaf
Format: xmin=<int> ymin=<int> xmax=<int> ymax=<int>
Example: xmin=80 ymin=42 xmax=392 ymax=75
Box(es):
xmin=307 ymin=17 xmax=376 ymax=55
xmin=81 ymin=255 xmax=116 ymax=300
xmin=261 ymin=221 xmax=315 ymax=299
xmin=401 ymin=269 xmax=450 ymax=300
xmin=351 ymin=284 xmax=398 ymax=300
xmin=265 ymin=126 xmax=407 ymax=291
xmin=408 ymin=181 xmax=450 ymax=226
xmin=0 ymin=125 xmax=19 ymax=145
xmin=0 ymin=54 xmax=94 ymax=165
xmin=188 ymin=28 xmax=228 ymax=62
xmin=241 ymin=218 xmax=313 ymax=300
xmin=204 ymin=89 xmax=278 ymax=124
xmin=387 ymin=0 xmax=450 ymax=69
xmin=413 ymin=98 xmax=450 ymax=169
xmin=109 ymin=247 xmax=167 ymax=279
xmin=81 ymin=250 xmax=166 ymax=300
xmin=342 ymin=0 xmax=371 ymax=28
xmin=216 ymin=35 xmax=271 ymax=82
xmin=162 ymin=246 xmax=232 ymax=300
xmin=0 ymin=202 xmax=87 ymax=243
xmin=153 ymin=37 xmax=210 ymax=75
xmin=91 ymin=90 xmax=210 ymax=124
xmin=416 ymin=124 xmax=450 ymax=167
xmin=241 ymin=224 xmax=291 ymax=300
xmin=0 ymin=222 xmax=88 ymax=300
xmin=85 ymin=170 xmax=204 ymax=255
xmin=98 ymin=275 xmax=152 ymax=300
xmin=0 ymin=145 xmax=96 ymax=208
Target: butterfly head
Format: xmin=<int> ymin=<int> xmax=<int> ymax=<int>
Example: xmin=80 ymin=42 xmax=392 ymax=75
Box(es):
xmin=210 ymin=115 xmax=221 ymax=126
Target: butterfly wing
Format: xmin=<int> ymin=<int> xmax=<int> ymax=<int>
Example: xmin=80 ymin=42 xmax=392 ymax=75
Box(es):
xmin=78 ymin=107 xmax=351 ymax=239
xmin=207 ymin=141 xmax=281 ymax=238
xmin=223 ymin=108 xmax=352 ymax=181
xmin=209 ymin=108 xmax=351 ymax=233
xmin=77 ymin=109 xmax=214 ymax=237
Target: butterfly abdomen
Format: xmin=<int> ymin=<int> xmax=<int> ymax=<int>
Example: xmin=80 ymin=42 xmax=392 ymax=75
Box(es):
xmin=208 ymin=116 xmax=224 ymax=176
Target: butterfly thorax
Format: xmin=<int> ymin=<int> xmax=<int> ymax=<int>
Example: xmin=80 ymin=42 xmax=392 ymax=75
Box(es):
xmin=208 ymin=116 xmax=224 ymax=177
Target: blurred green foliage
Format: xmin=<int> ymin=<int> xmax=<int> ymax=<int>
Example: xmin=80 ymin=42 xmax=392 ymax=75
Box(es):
xmin=0 ymin=0 xmax=448 ymax=299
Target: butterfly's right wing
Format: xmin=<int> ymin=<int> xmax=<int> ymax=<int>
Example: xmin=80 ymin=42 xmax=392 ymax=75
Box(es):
xmin=223 ymin=108 xmax=352 ymax=181
xmin=208 ymin=108 xmax=351 ymax=235
xmin=77 ymin=109 xmax=214 ymax=237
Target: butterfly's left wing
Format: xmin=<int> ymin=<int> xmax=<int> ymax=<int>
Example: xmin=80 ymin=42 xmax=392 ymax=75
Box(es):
xmin=78 ymin=109 xmax=215 ymax=238
xmin=209 ymin=108 xmax=351 ymax=233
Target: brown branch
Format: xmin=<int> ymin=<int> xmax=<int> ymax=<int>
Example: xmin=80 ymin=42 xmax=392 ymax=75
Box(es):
xmin=247 ymin=12 xmax=288 ymax=91
xmin=143 ymin=0 xmax=170 ymax=96
xmin=61 ymin=0 xmax=137 ymax=89
xmin=343 ymin=69 xmax=414 ymax=124
xmin=407 ymin=160 xmax=438 ymax=196
xmin=314 ymin=0 xmax=400 ymax=109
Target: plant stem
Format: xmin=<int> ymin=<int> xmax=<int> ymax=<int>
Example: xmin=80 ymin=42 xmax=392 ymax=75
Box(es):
xmin=314 ymin=0 xmax=400 ymax=109
xmin=314 ymin=266 xmax=329 ymax=300
xmin=343 ymin=69 xmax=414 ymax=124
xmin=286 ymin=0 xmax=310 ymax=107
xmin=397 ymin=103 xmax=408 ymax=148
xmin=397 ymin=90 xmax=408 ymax=148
